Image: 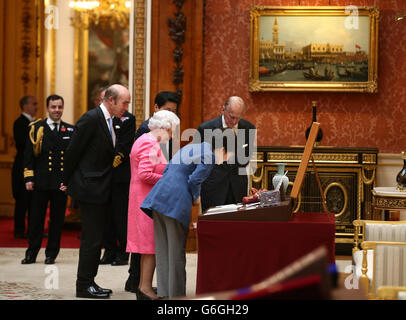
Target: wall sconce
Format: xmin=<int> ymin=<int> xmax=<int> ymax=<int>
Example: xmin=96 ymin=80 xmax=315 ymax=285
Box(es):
xmin=395 ymin=13 xmax=406 ymax=21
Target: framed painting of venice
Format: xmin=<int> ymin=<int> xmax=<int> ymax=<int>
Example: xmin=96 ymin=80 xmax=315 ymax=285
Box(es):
xmin=249 ymin=6 xmax=379 ymax=93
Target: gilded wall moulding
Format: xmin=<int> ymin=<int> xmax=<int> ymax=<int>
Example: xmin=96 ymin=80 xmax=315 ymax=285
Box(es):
xmin=168 ymin=0 xmax=186 ymax=103
xmin=267 ymin=152 xmax=359 ymax=164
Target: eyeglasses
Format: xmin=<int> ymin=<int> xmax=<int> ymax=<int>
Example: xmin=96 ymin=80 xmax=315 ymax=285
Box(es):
xmin=224 ymin=109 xmax=242 ymax=121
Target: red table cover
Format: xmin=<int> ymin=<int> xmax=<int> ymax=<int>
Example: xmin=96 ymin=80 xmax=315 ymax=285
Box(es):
xmin=196 ymin=212 xmax=335 ymax=294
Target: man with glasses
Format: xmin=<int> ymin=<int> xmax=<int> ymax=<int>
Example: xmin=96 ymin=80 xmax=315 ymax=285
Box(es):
xmin=197 ymin=96 xmax=256 ymax=212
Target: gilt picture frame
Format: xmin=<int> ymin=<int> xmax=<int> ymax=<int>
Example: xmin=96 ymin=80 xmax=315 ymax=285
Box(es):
xmin=249 ymin=6 xmax=379 ymax=93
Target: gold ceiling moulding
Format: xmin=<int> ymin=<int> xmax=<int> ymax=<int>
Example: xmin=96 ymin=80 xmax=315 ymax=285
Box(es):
xmin=69 ymin=0 xmax=131 ymax=29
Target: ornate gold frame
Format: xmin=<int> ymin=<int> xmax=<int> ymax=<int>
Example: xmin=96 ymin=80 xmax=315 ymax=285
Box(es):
xmin=249 ymin=6 xmax=379 ymax=93
xmin=323 ymin=182 xmax=348 ymax=218
xmin=73 ymin=1 xmax=147 ymax=123
xmin=73 ymin=13 xmax=89 ymax=123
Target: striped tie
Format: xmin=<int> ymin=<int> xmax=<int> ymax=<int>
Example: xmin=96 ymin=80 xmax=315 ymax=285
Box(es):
xmin=108 ymin=118 xmax=113 ymax=137
xmin=108 ymin=117 xmax=115 ymax=146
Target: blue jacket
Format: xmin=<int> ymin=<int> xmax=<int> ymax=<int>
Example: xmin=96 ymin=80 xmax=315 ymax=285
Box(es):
xmin=141 ymin=142 xmax=215 ymax=228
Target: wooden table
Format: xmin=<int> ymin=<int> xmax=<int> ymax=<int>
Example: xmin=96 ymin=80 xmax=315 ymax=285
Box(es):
xmin=372 ymin=187 xmax=406 ymax=220
xmin=196 ymin=212 xmax=335 ymax=294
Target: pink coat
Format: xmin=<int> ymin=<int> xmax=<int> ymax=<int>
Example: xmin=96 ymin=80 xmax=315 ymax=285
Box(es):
xmin=126 ymin=133 xmax=167 ymax=254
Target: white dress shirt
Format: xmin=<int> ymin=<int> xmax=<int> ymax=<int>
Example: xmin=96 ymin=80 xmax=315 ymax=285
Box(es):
xmin=222 ymin=115 xmax=238 ymax=133
xmin=22 ymin=112 xmax=35 ymax=122
xmin=46 ymin=118 xmax=60 ymax=131
xmin=100 ymin=103 xmax=116 ymax=146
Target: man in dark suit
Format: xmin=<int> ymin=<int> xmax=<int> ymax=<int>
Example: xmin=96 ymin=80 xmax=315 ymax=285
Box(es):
xmin=197 ymin=96 xmax=256 ymax=212
xmin=21 ymin=95 xmax=74 ymax=265
xmin=135 ymin=91 xmax=179 ymax=142
xmin=63 ymin=84 xmax=130 ymax=299
xmin=12 ymin=96 xmax=38 ymax=238
xmin=100 ymin=110 xmax=135 ymax=266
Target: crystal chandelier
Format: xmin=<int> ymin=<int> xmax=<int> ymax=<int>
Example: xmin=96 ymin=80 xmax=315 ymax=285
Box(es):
xmin=69 ymin=0 xmax=131 ymax=29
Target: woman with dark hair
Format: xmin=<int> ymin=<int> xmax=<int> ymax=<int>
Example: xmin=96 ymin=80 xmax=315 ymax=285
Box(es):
xmin=141 ymin=136 xmax=230 ymax=298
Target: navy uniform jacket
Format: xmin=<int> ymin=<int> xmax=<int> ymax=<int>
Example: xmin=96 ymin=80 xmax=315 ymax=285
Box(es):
xmin=197 ymin=116 xmax=256 ymax=211
xmin=23 ymin=119 xmax=75 ymax=191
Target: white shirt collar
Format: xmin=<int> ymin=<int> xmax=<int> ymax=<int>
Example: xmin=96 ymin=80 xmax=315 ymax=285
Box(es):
xmin=100 ymin=103 xmax=113 ymax=120
xmin=22 ymin=112 xmax=34 ymax=122
xmin=46 ymin=118 xmax=61 ymax=130
xmin=46 ymin=118 xmax=61 ymax=126
xmin=221 ymin=115 xmax=238 ymax=130
xmin=100 ymin=103 xmax=116 ymax=146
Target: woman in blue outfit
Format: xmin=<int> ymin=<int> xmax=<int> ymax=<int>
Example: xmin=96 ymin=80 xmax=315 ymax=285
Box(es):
xmin=141 ymin=139 xmax=230 ymax=298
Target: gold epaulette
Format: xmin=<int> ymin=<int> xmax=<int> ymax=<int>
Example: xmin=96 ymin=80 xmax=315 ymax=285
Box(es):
xmin=29 ymin=123 xmax=44 ymax=157
xmin=28 ymin=118 xmax=42 ymax=126
xmin=24 ymin=168 xmax=34 ymax=178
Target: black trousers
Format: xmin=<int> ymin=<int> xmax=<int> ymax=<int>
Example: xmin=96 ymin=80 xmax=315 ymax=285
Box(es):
xmin=26 ymin=190 xmax=67 ymax=258
xmin=128 ymin=252 xmax=141 ymax=285
xmin=76 ymin=201 xmax=110 ymax=289
xmin=225 ymin=183 xmax=237 ymax=205
xmin=102 ymin=182 xmax=130 ymax=261
xmin=13 ymin=189 xmax=32 ymax=235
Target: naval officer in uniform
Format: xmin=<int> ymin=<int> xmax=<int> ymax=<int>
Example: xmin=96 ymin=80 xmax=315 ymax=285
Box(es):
xmin=21 ymin=94 xmax=74 ymax=264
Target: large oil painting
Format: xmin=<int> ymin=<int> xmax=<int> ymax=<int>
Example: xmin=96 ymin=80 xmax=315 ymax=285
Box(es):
xmin=87 ymin=25 xmax=129 ymax=109
xmin=73 ymin=21 xmax=129 ymax=122
xmin=249 ymin=7 xmax=379 ymax=92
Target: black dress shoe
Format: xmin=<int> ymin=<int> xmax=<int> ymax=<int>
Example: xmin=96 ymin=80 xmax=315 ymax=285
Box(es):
xmin=92 ymin=282 xmax=113 ymax=294
xmin=125 ymin=278 xmax=139 ymax=293
xmin=45 ymin=257 xmax=55 ymax=264
xmin=136 ymin=288 xmax=157 ymax=300
xmin=111 ymin=257 xmax=128 ymax=266
xmin=76 ymin=285 xmax=110 ymax=299
xmin=99 ymin=255 xmax=115 ymax=265
xmin=21 ymin=256 xmax=36 ymax=264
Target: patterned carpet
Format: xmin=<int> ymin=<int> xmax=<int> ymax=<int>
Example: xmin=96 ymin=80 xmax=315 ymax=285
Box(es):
xmin=0 ymin=281 xmax=63 ymax=300
xmin=0 ymin=247 xmax=198 ymax=300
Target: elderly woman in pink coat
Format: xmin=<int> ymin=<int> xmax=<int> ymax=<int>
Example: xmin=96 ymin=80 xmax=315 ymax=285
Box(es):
xmin=126 ymin=109 xmax=180 ymax=300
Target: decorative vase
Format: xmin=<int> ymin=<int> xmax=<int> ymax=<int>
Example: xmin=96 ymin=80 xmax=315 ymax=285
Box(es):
xmin=272 ymin=163 xmax=289 ymax=192
xmin=396 ymin=151 xmax=406 ymax=191
xmin=305 ymin=101 xmax=323 ymax=145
